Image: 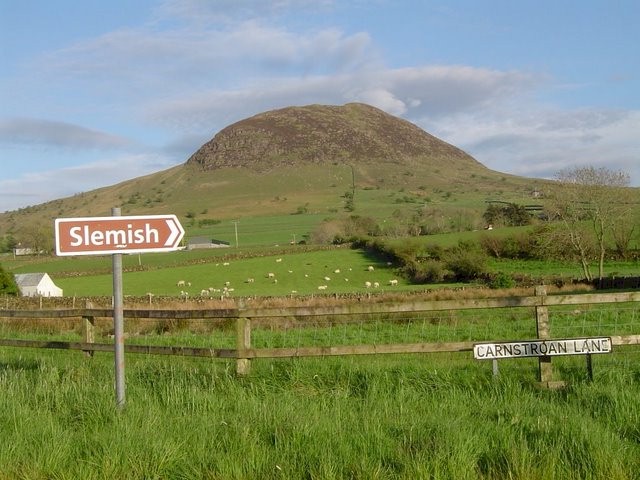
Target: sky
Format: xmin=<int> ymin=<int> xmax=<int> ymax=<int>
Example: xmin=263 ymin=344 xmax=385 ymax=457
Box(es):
xmin=1 ymin=0 xmax=638 ymax=213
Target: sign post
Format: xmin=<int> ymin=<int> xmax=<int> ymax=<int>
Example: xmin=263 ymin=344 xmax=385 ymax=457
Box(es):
xmin=54 ymin=212 xmax=185 ymax=408
xmin=111 ymin=208 xmax=125 ymax=409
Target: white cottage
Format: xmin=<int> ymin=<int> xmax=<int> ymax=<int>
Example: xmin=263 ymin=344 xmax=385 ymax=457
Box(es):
xmin=14 ymin=273 xmax=63 ymax=297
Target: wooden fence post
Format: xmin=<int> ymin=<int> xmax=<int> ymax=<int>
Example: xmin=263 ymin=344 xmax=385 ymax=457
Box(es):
xmin=82 ymin=300 xmax=95 ymax=358
xmin=236 ymin=317 xmax=251 ymax=376
xmin=535 ymin=286 xmax=555 ymax=387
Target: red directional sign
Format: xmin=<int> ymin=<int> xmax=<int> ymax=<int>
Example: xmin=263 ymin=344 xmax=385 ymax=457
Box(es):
xmin=55 ymin=214 xmax=185 ymax=256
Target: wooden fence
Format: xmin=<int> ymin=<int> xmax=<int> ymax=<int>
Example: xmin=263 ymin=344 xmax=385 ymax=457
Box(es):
xmin=1 ymin=288 xmax=639 ymax=387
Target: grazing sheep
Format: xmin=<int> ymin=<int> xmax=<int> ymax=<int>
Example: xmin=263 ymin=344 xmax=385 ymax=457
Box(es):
xmin=177 ymin=280 xmax=186 ymax=287
xmin=246 ymin=278 xmax=255 ymax=283
xmin=276 ymin=258 xmax=283 ymax=263
xmin=334 ymin=269 xmax=341 ymax=273
xmin=364 ymin=281 xmax=372 ymax=288
xmin=224 ymin=281 xmax=231 ymax=287
xmin=388 ymin=279 xmax=398 ymax=286
xmin=324 ymin=276 xmax=331 ymax=281
xmin=222 ymin=262 xmax=230 ymax=266
xmin=267 ymin=272 xmax=275 ymax=278
xmin=373 ymin=282 xmax=380 ymax=288
xmin=317 ymin=285 xmax=328 ymax=290
xmin=200 ymin=289 xmax=210 ymax=296
xmin=367 ymin=266 xmax=375 ymax=271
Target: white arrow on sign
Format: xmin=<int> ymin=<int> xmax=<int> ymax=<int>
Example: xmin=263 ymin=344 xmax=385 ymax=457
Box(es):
xmin=164 ymin=217 xmax=182 ymax=247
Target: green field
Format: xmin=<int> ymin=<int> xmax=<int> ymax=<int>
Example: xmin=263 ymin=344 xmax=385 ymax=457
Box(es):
xmin=2 ymin=264 xmax=640 ymax=478
xmin=1 ymin=345 xmax=638 ymax=479
xmin=4 ymin=229 xmax=640 ymax=298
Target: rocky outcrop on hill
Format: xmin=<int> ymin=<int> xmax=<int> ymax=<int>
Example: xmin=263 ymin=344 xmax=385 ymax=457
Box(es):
xmin=186 ymin=103 xmax=485 ymax=172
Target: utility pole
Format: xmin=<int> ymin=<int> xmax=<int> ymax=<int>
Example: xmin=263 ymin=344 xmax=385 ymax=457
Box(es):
xmin=232 ymin=220 xmax=239 ymax=248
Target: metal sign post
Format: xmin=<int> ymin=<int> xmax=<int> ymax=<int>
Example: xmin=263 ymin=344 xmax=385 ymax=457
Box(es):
xmin=112 ymin=207 xmax=125 ymax=409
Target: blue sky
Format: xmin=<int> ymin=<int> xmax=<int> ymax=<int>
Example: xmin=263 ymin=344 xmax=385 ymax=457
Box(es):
xmin=1 ymin=0 xmax=638 ymax=212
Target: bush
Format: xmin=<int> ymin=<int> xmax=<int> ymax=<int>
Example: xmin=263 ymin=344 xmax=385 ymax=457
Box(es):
xmin=0 ymin=264 xmax=19 ymax=296
xmin=486 ymin=271 xmax=516 ymax=289
xmin=400 ymin=259 xmax=448 ymax=284
xmin=444 ymin=246 xmax=489 ymax=282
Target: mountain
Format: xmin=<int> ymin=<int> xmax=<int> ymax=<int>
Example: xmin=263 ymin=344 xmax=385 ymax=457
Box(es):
xmin=187 ymin=103 xmax=484 ymax=172
xmin=0 ymin=103 xmax=537 ymax=243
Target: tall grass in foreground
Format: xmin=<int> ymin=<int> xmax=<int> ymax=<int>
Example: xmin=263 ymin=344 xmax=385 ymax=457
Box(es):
xmin=0 ymin=348 xmax=639 ymax=479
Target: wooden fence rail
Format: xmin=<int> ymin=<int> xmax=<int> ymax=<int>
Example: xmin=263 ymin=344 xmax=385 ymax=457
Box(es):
xmin=1 ymin=289 xmax=639 ymax=385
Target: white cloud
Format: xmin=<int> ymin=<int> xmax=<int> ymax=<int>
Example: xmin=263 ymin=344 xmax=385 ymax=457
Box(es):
xmin=0 ymin=153 xmax=175 ymax=212
xmin=154 ymin=0 xmax=335 ymax=24
xmin=429 ymin=109 xmax=640 ymax=185
xmin=35 ymin=18 xmax=376 ymax=101
xmin=146 ymin=65 xmax=538 ymax=132
xmin=0 ymin=118 xmax=133 ymax=150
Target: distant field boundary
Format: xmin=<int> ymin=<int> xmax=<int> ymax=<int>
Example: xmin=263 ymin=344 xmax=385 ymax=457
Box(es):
xmin=1 ymin=288 xmax=639 ymax=388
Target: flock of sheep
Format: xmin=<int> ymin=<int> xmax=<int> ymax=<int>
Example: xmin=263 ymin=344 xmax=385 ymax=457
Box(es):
xmin=175 ymin=258 xmax=399 ymax=298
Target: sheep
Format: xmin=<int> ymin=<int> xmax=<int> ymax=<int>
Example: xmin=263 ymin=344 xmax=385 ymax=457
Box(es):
xmin=364 ymin=281 xmax=372 ymax=288
xmin=373 ymin=282 xmax=380 ymax=288
xmin=275 ymin=258 xmax=283 ymax=263
xmin=245 ymin=278 xmax=255 ymax=283
xmin=323 ymin=276 xmax=331 ymax=281
xmin=200 ymin=289 xmax=210 ymax=296
xmin=388 ymin=279 xmax=398 ymax=286
xmin=317 ymin=285 xmax=328 ymax=290
xmin=177 ymin=280 xmax=186 ymax=287
xmin=222 ymin=262 xmax=230 ymax=266
xmin=367 ymin=266 xmax=375 ymax=272
xmin=224 ymin=281 xmax=231 ymax=287
xmin=334 ymin=269 xmax=341 ymax=273
xmin=267 ymin=272 xmax=275 ymax=278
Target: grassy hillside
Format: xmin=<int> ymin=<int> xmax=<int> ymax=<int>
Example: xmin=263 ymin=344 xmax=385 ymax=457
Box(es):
xmin=0 ymin=161 xmax=543 ymax=249
xmin=0 ymin=103 xmax=546 ymax=248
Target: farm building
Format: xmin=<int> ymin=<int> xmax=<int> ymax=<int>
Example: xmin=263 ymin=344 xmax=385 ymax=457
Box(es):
xmin=187 ymin=236 xmax=230 ymax=250
xmin=14 ymin=273 xmax=63 ymax=297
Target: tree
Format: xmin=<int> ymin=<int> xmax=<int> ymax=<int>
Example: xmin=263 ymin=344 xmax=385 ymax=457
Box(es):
xmin=547 ymin=166 xmax=635 ymax=281
xmin=483 ymin=202 xmax=531 ymax=227
xmin=0 ymin=264 xmax=19 ymax=296
xmin=16 ymin=223 xmax=53 ymax=255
